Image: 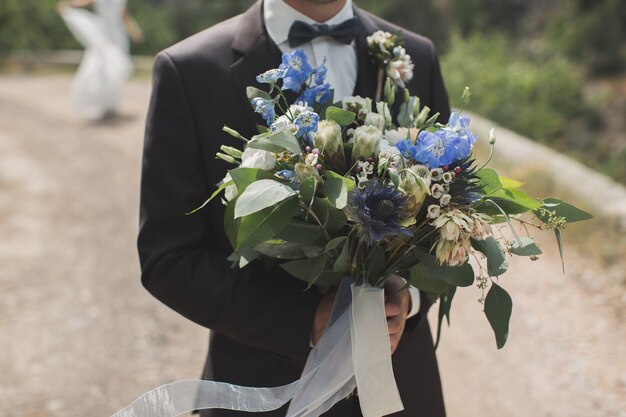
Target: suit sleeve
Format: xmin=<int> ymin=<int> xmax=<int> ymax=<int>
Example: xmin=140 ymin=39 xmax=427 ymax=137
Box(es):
xmin=429 ymin=44 xmax=451 ymax=124
xmin=138 ymin=52 xmax=321 ymax=363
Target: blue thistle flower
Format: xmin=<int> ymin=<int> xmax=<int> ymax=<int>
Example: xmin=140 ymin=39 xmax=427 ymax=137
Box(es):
xmin=347 ymin=181 xmax=411 ymax=243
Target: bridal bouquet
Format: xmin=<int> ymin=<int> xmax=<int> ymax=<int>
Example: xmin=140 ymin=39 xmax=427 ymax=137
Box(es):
xmin=113 ymin=32 xmax=592 ymax=417
xmin=198 ymin=46 xmax=591 ymax=351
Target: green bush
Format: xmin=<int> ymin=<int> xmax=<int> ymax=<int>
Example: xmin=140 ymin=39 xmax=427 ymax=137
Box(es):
xmin=441 ymin=34 xmax=586 ymax=142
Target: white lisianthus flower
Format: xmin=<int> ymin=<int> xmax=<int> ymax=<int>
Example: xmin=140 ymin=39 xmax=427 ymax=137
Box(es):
xmin=271 ymin=115 xmax=298 ymax=135
xmin=314 ymin=120 xmax=343 ymax=156
xmin=223 ymin=173 xmax=237 ymax=201
xmin=352 ymin=125 xmax=382 ymax=162
xmin=384 ymin=129 xmax=405 ymax=145
xmin=342 ymin=96 xmax=368 ymax=113
xmin=240 ymin=147 xmax=275 ymax=170
xmin=365 ymin=112 xmax=386 ymax=131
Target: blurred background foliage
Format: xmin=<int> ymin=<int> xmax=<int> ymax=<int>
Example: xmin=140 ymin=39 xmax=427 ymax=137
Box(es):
xmin=1 ymin=0 xmax=625 ymax=184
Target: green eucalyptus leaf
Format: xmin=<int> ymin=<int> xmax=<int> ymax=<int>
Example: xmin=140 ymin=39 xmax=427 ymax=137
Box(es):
xmin=325 ymin=236 xmax=347 ymax=253
xmin=324 ymin=170 xmax=355 ymax=192
xmin=535 ymin=198 xmax=593 ymax=223
xmin=476 ymin=168 xmax=503 ymax=194
xmin=484 ymin=283 xmax=513 ymax=349
xmin=276 ymin=219 xmax=323 ymax=243
xmin=239 ymin=248 xmax=261 ymax=268
xmin=299 ymin=176 xmax=318 ymax=205
xmin=254 ymin=241 xmax=322 ymax=260
xmin=223 ymin=196 xmax=240 ymax=249
xmin=311 ymin=197 xmax=348 ymax=232
xmin=324 ymin=178 xmax=348 ymax=209
xmin=435 ymin=286 xmax=456 ymax=350
xmin=408 ymin=265 xmax=451 ymax=294
xmin=511 ymin=236 xmax=543 ymax=256
xmin=246 ymin=86 xmax=272 ymax=101
xmin=236 ymin=197 xmax=299 ymax=251
xmin=325 ymin=106 xmax=356 ymax=126
xmin=247 ymin=130 xmax=302 ymax=155
xmin=234 ymin=179 xmax=296 ymax=218
xmin=229 ymin=168 xmax=275 ymax=193
xmin=471 ymin=237 xmax=508 ymax=277
xmin=280 ymin=254 xmax=327 ymax=284
xmin=333 ymin=237 xmax=350 ymax=273
xmin=186 ymin=180 xmax=235 ymax=215
xmin=410 ymin=249 xmax=475 ymax=287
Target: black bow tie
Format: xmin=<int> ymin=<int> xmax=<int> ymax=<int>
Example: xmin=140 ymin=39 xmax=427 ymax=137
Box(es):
xmin=287 ymin=17 xmax=359 ymax=48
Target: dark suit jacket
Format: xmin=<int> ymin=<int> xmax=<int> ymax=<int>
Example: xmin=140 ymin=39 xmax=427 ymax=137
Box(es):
xmin=138 ymin=1 xmax=450 ymax=416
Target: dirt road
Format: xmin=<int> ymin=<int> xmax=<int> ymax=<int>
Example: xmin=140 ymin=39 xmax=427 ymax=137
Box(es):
xmin=0 ymin=75 xmax=624 ymax=417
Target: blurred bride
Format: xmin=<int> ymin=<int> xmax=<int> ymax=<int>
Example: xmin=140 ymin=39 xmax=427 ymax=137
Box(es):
xmin=58 ymin=0 xmax=143 ymax=119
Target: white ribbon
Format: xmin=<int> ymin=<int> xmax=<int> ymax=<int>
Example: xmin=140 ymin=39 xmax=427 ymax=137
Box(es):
xmin=110 ymin=279 xmax=403 ymax=417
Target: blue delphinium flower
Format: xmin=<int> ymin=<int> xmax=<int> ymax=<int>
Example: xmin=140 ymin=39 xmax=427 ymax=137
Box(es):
xmin=413 ymin=129 xmax=461 ymax=168
xmin=275 ymin=169 xmax=295 ymax=181
xmin=314 ymin=58 xmax=328 ymax=85
xmin=442 ymin=111 xmax=477 ymax=160
xmin=280 ymin=49 xmax=314 ymax=92
xmin=256 ymin=68 xmax=288 ymax=85
xmin=395 ymin=139 xmax=418 ymax=160
xmin=347 ymin=180 xmax=411 ymax=243
xmin=300 ymin=83 xmax=333 ymax=105
xmin=251 ymin=97 xmax=276 ymax=125
xmin=294 ymin=110 xmax=319 ymax=140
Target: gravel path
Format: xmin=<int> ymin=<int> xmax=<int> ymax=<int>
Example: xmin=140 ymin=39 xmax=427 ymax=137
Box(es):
xmin=0 ymin=75 xmax=624 ymax=417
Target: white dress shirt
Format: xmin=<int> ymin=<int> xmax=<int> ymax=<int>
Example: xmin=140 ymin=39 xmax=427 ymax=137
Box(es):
xmin=263 ymin=0 xmax=421 ymax=319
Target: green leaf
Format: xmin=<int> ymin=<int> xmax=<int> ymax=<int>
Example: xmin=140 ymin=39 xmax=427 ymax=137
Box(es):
xmin=311 ymin=197 xmax=348 ymax=232
xmin=324 ymin=178 xmax=348 ymax=209
xmin=254 ymin=241 xmax=322 ymax=260
xmin=435 ymin=286 xmax=456 ymax=350
xmin=476 ymin=168 xmax=503 ymax=194
xmin=325 ymin=236 xmax=347 ymax=253
xmin=325 ymin=106 xmax=356 ymax=126
xmin=186 ymin=180 xmax=234 ymax=215
xmin=239 ymin=248 xmax=260 ymax=268
xmin=276 ymin=219 xmax=323 ymax=243
xmin=247 ymin=130 xmax=302 ymax=155
xmin=229 ymin=168 xmax=275 ymax=193
xmin=246 ymin=86 xmax=272 ymax=101
xmin=410 ymin=249 xmax=475 ymax=287
xmin=555 ymin=228 xmax=565 ymax=273
xmin=236 ymin=197 xmax=299 ymax=251
xmin=535 ymin=198 xmax=593 ymax=223
xmin=324 ymin=170 xmax=356 ymax=192
xmin=484 ymin=283 xmax=513 ymax=349
xmin=471 ymin=237 xmax=508 ymax=276
xmin=223 ymin=196 xmax=240 ymax=249
xmin=234 ymin=179 xmax=296 ymax=218
xmin=280 ymin=255 xmax=327 ymax=284
xmin=365 ymin=245 xmax=386 ymax=283
xmin=408 ymin=265 xmax=451 ymax=294
xmin=333 ymin=237 xmax=350 ymax=273
xmin=299 ymin=176 xmax=318 ymax=205
xmin=488 ymin=188 xmax=542 ymax=211
xmin=499 ymin=176 xmax=523 ymax=188
xmin=511 ymin=236 xmax=543 ymax=256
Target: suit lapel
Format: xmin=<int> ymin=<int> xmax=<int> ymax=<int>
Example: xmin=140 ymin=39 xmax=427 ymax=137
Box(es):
xmin=353 ymin=6 xmax=379 ymax=99
xmin=231 ymin=1 xmax=282 ymax=135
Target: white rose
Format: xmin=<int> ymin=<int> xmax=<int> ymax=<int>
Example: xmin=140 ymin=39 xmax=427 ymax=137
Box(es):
xmin=240 ymin=148 xmax=275 ymax=170
xmin=352 ymin=125 xmax=382 ymax=162
xmin=271 ymin=115 xmax=298 ymax=135
xmin=384 ymin=129 xmax=406 ymax=145
xmin=365 ymin=112 xmax=386 ymax=131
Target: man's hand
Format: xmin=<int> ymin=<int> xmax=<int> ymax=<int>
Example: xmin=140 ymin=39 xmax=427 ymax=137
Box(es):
xmin=311 ymin=288 xmax=337 ymax=347
xmin=311 ymin=275 xmax=411 ymax=351
xmin=385 ymin=274 xmax=411 ymax=354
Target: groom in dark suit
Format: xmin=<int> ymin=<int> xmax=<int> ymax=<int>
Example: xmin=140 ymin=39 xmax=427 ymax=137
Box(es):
xmin=138 ymin=0 xmax=450 ymax=415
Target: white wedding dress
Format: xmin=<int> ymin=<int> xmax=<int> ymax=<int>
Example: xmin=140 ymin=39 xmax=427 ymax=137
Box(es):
xmin=60 ymin=0 xmax=133 ymax=119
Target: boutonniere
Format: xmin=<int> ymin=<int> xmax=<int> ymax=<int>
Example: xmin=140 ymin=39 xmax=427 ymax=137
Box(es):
xmin=366 ymin=30 xmax=415 ymax=101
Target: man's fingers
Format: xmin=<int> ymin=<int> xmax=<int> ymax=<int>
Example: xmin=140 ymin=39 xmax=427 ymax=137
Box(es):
xmin=387 ymin=315 xmax=404 ymax=334
xmin=385 ymin=302 xmax=401 ymax=317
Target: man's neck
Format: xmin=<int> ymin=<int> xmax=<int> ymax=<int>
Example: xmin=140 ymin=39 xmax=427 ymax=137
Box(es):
xmin=282 ymin=0 xmax=347 ymax=23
